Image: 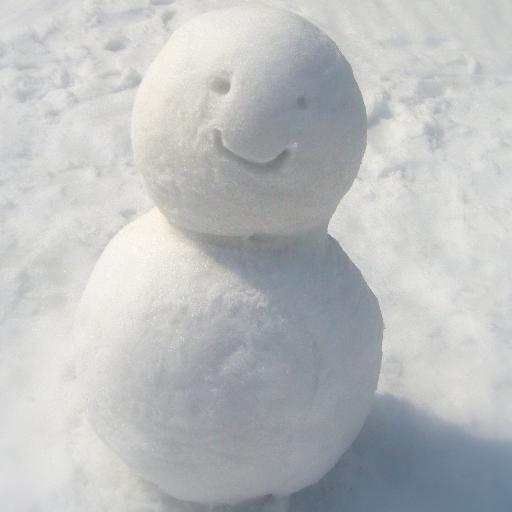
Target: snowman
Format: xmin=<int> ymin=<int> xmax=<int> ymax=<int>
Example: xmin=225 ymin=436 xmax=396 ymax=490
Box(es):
xmin=75 ymin=4 xmax=383 ymax=508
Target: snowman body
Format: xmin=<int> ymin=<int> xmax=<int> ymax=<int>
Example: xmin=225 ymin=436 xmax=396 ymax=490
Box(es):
xmin=76 ymin=4 xmax=383 ymax=506
xmin=76 ymin=209 xmax=381 ymax=504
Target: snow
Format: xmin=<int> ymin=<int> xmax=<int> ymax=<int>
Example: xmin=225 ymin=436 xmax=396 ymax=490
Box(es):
xmin=76 ymin=8 xmax=380 ymax=504
xmin=132 ymin=5 xmax=366 ymax=236
xmin=75 ymin=207 xmax=382 ymax=503
xmin=1 ymin=0 xmax=512 ymax=511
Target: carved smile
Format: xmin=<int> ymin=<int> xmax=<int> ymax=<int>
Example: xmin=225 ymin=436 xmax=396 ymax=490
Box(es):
xmin=213 ymin=129 xmax=289 ymax=173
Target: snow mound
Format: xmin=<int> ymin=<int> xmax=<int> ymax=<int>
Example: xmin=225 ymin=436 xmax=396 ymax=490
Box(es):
xmin=131 ymin=4 xmax=366 ymax=237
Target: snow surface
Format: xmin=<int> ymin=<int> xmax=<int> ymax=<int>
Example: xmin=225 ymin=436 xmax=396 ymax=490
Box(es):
xmin=1 ymin=0 xmax=512 ymax=511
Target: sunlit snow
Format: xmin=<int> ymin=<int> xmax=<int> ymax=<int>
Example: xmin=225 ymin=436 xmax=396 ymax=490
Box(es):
xmin=1 ymin=1 xmax=511 ymax=511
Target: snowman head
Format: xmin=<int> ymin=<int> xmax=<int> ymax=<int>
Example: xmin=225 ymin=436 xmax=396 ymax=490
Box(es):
xmin=132 ymin=5 xmax=366 ymax=237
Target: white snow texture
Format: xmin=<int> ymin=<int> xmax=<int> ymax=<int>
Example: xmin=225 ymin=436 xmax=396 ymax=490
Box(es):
xmin=2 ymin=0 xmax=512 ymax=511
xmin=76 ymin=5 xmax=382 ymax=504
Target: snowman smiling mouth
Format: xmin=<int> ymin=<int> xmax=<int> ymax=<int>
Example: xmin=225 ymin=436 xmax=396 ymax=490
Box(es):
xmin=213 ymin=129 xmax=290 ymax=172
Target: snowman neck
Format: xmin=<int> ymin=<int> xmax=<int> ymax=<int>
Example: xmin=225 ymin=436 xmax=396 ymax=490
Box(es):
xmin=170 ymin=220 xmax=329 ymax=254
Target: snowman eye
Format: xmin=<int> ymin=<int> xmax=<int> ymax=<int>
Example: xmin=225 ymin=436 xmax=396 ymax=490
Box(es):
xmin=210 ymin=76 xmax=231 ymax=94
xmin=296 ymin=96 xmax=308 ymax=109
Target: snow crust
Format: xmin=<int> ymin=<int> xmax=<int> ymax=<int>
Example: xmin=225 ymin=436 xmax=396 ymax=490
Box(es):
xmin=76 ymin=208 xmax=382 ymax=503
xmin=132 ymin=5 xmax=366 ymax=236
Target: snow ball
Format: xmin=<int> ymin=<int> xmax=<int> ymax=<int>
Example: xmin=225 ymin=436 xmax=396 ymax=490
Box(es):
xmin=131 ymin=4 xmax=367 ymax=237
xmin=76 ymin=209 xmax=382 ymax=504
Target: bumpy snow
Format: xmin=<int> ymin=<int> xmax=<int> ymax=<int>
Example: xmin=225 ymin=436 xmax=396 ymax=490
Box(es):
xmin=132 ymin=5 xmax=366 ymax=236
xmin=1 ymin=0 xmax=512 ymax=511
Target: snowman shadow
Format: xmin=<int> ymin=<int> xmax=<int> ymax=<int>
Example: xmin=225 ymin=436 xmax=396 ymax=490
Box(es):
xmin=75 ymin=388 xmax=511 ymax=512
xmin=288 ymin=394 xmax=512 ymax=512
xmin=153 ymin=394 xmax=512 ymax=512
xmin=159 ymin=394 xmax=512 ymax=512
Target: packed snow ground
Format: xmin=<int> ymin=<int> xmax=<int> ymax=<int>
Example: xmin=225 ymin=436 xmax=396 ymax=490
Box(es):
xmin=1 ymin=0 xmax=511 ymax=511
